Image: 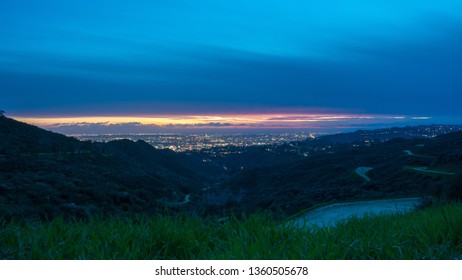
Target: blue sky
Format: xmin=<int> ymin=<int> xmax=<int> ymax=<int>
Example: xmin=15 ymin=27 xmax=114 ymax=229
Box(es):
xmin=1 ymin=1 xmax=462 ymax=131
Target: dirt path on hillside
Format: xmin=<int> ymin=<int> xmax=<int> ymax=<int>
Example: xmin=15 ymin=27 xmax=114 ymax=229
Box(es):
xmin=403 ymin=150 xmax=414 ymax=156
xmin=355 ymin=167 xmax=373 ymax=182
xmin=409 ymin=167 xmax=455 ymax=175
xmin=289 ymin=197 xmax=422 ymax=228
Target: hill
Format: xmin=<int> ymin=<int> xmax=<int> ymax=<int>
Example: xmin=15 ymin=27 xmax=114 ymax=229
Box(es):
xmin=0 ymin=116 xmax=204 ymax=219
xmin=317 ymin=125 xmax=462 ymax=143
xmin=218 ymin=131 xmax=462 ymax=216
xmin=0 ymin=116 xmax=84 ymax=155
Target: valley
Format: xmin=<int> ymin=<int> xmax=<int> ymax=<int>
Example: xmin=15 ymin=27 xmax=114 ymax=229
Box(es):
xmin=1 ymin=116 xmax=461 ymax=221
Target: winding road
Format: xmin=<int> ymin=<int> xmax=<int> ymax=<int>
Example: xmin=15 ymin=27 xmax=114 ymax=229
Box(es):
xmin=289 ymin=197 xmax=422 ymax=228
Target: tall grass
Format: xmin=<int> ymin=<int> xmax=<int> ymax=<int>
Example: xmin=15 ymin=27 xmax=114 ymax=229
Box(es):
xmin=1 ymin=203 xmax=461 ymax=259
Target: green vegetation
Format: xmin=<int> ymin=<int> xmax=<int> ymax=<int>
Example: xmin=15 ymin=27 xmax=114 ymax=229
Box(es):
xmin=1 ymin=202 xmax=461 ymax=260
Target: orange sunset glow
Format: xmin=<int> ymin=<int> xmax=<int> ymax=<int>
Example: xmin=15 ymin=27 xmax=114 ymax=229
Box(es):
xmin=14 ymin=113 xmax=409 ymax=131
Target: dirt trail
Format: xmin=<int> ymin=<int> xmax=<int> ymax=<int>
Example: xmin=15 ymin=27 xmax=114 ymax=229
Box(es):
xmin=355 ymin=167 xmax=373 ymax=182
xmin=409 ymin=167 xmax=455 ymax=175
xmin=403 ymin=150 xmax=414 ymax=156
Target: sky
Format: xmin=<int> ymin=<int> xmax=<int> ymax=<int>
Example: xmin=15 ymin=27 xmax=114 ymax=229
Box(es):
xmin=1 ymin=1 xmax=462 ymax=133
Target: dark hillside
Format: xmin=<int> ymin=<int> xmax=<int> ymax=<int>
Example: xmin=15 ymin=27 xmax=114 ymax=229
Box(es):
xmin=102 ymin=139 xmax=205 ymax=182
xmin=1 ymin=116 xmax=461 ymax=220
xmin=0 ymin=116 xmax=203 ymax=219
xmin=0 ymin=116 xmax=86 ymax=155
xmin=220 ymin=133 xmax=462 ymax=216
xmin=317 ymin=125 xmax=462 ymax=144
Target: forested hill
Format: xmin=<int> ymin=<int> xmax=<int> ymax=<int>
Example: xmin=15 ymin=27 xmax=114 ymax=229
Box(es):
xmin=0 ymin=116 xmax=204 ymax=219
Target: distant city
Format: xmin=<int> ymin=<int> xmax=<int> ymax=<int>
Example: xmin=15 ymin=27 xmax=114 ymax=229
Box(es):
xmin=71 ymin=125 xmax=462 ymax=153
xmin=72 ymin=132 xmax=316 ymax=152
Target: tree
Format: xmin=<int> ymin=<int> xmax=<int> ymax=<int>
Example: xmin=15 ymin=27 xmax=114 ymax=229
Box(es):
xmin=0 ymin=110 xmax=4 ymax=117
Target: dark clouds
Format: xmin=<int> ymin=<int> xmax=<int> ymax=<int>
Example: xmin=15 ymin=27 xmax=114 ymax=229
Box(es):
xmin=0 ymin=1 xmax=461 ymax=121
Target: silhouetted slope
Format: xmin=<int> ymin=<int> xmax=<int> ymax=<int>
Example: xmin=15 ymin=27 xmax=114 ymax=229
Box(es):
xmin=317 ymin=125 xmax=462 ymax=144
xmin=0 ymin=116 xmax=203 ymax=219
xmin=0 ymin=116 xmax=84 ymax=155
xmin=102 ymin=139 xmax=204 ymax=182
